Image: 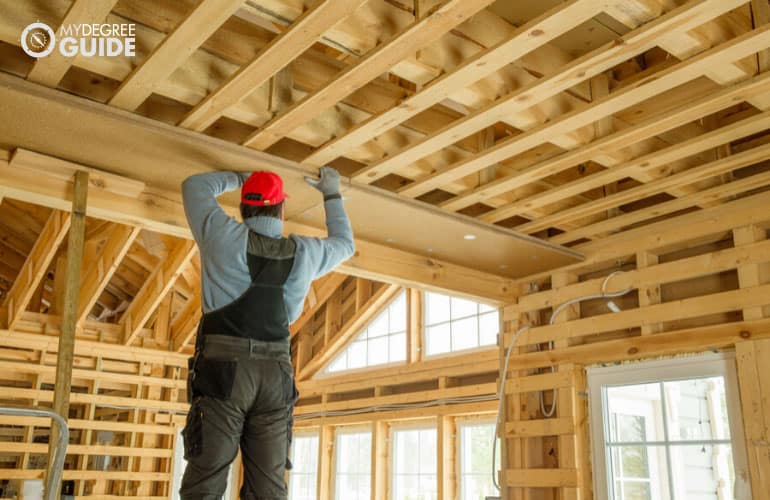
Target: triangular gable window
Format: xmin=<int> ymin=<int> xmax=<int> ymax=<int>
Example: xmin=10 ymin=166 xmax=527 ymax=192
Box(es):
xmin=326 ymin=290 xmax=407 ymax=373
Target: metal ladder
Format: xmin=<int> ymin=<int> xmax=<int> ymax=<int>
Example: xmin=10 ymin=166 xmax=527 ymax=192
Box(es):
xmin=0 ymin=407 xmax=69 ymax=500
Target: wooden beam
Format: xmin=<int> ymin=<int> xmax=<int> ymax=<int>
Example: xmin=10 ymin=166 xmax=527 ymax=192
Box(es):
xmin=108 ymin=0 xmax=246 ymax=111
xmin=443 ymin=70 xmax=770 ymax=213
xmin=317 ymin=426 xmax=334 ymax=500
xmin=371 ymin=421 xmax=388 ymax=500
xmin=407 ymin=288 xmax=422 ymax=363
xmin=733 ymin=225 xmax=770 ymax=320
xmin=180 ymin=0 xmax=367 ymax=131
xmin=25 ymin=0 xmax=118 ymax=87
xmin=2 ymin=210 xmax=71 ymax=329
xmin=351 ymin=0 xmax=747 ymax=185
xmin=120 ymin=240 xmax=196 ymax=345
xmin=298 ymin=283 xmax=401 ymax=379
xmin=77 ymin=224 xmax=140 ymax=324
xmin=242 ymin=0 xmax=498 ymax=150
xmin=46 ymin=170 xmax=88 ymax=498
xmin=551 ymin=169 xmax=770 ymax=245
xmin=1 ymin=149 xmax=517 ymax=302
xmin=302 ymin=0 xmax=604 ymax=167
xmin=398 ymin=23 xmax=770 ymax=198
xmin=516 ymin=140 xmax=770 ymax=234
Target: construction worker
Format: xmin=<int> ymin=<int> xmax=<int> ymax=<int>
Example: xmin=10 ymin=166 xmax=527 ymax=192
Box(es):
xmin=179 ymin=166 xmax=354 ymax=500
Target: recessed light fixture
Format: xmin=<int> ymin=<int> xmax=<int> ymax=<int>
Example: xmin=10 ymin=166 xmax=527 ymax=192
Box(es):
xmin=463 ymin=234 xmax=477 ymax=240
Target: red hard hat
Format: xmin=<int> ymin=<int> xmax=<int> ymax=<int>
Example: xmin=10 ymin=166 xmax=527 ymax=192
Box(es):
xmin=241 ymin=171 xmax=288 ymax=206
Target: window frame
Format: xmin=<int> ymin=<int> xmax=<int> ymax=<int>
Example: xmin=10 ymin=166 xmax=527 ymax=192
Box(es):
xmin=455 ymin=416 xmax=498 ymax=500
xmin=587 ymin=353 xmax=751 ymax=500
xmin=422 ymin=291 xmax=500 ymax=358
xmin=288 ymin=430 xmax=320 ymax=500
xmin=332 ymin=426 xmax=373 ymax=500
xmin=389 ymin=421 xmax=438 ymax=500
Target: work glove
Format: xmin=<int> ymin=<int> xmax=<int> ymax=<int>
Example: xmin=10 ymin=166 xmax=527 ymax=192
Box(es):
xmin=305 ymin=166 xmax=341 ymax=199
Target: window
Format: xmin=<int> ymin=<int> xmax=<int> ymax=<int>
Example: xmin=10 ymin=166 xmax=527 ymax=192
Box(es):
xmin=289 ymin=433 xmax=319 ymax=500
xmin=334 ymin=428 xmax=372 ymax=500
xmin=424 ymin=292 xmax=498 ymax=356
xmin=327 ymin=291 xmax=407 ymax=373
xmin=458 ymin=421 xmax=499 ymax=500
xmin=392 ymin=426 xmax=437 ymax=500
xmin=588 ymin=354 xmax=751 ymax=500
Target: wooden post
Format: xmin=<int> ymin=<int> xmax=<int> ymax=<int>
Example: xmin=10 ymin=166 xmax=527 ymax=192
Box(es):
xmin=408 ymin=288 xmax=422 ymax=363
xmin=437 ymin=415 xmax=456 ymax=500
xmin=372 ymin=421 xmax=388 ymax=500
xmin=318 ymin=425 xmax=334 ymax=500
xmin=46 ymin=170 xmax=89 ymax=497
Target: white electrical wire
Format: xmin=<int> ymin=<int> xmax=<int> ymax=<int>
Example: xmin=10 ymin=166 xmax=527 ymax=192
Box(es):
xmin=493 ymin=271 xmax=634 ymax=491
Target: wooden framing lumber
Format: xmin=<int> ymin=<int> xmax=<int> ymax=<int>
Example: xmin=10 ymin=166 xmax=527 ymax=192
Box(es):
xmin=2 ymin=209 xmax=71 ymax=329
xmin=109 ymin=0 xmax=246 ymax=110
xmin=297 ymin=283 xmax=401 ymax=379
xmin=120 ymin=239 xmax=196 ymax=345
xmin=472 ymin=80 xmax=770 ymax=222
xmin=291 ymin=273 xmax=348 ymax=337
xmin=398 ymin=23 xmax=770 ymax=198
xmin=77 ymin=224 xmax=140 ymax=324
xmin=25 ymin=0 xmax=118 ymax=87
xmin=1 ymin=148 xmax=519 ymax=302
xmin=179 ymin=0 xmax=367 ymax=131
xmin=351 ymin=0 xmax=747 ymax=185
xmin=47 ymin=170 xmax=88 ymax=497
xmin=302 ymin=0 xmax=604 ymax=167
xmin=170 ymin=292 xmax=201 ymax=352
xmin=241 ymin=0 xmax=498 ymax=150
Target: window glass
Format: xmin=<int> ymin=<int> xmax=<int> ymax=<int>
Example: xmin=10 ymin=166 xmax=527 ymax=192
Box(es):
xmin=424 ymin=292 xmax=498 ymax=356
xmin=327 ymin=291 xmax=407 ymax=373
xmin=600 ymin=372 xmax=738 ymax=500
xmin=289 ymin=433 xmax=319 ymax=500
xmin=392 ymin=427 xmax=437 ymax=500
xmin=335 ymin=430 xmax=371 ymax=500
xmin=459 ymin=423 xmax=499 ymax=500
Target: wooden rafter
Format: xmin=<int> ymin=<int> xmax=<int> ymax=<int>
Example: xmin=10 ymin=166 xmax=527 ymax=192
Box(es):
xmin=120 ymin=240 xmax=196 ymax=345
xmin=170 ymin=290 xmax=201 ymax=352
xmin=180 ymin=0 xmax=368 ymax=131
xmin=397 ymin=23 xmax=770 ymax=198
xmin=241 ymin=0 xmax=499 ymax=150
xmin=2 ymin=210 xmax=71 ymax=329
xmin=76 ymin=224 xmax=141 ymax=324
xmin=108 ymin=0 xmax=247 ymax=111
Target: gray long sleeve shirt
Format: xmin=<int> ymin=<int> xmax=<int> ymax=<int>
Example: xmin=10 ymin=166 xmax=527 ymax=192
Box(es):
xmin=181 ymin=171 xmax=355 ymax=323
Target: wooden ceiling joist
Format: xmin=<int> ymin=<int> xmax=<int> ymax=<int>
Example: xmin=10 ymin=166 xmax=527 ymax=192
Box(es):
xmin=120 ymin=240 xmax=196 ymax=345
xmin=179 ymin=0 xmax=368 ymax=132
xmin=482 ymin=102 xmax=770 ymax=225
xmin=2 ymin=210 xmax=71 ymax=329
xmin=445 ymin=70 xmax=770 ymax=217
xmin=397 ymin=23 xmax=770 ymax=198
xmin=241 ymin=0 xmax=499 ymax=150
xmin=302 ymin=0 xmax=605 ymax=168
xmin=109 ymin=0 xmax=247 ymax=111
xmin=349 ymin=0 xmax=746 ymax=185
xmin=25 ymin=0 xmax=119 ymax=87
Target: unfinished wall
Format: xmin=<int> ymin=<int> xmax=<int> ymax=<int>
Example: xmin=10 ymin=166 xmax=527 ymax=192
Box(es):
xmin=499 ymin=190 xmax=770 ymax=499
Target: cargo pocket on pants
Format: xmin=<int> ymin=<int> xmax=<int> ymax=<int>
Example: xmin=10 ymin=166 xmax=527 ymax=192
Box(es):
xmin=192 ymin=357 xmax=238 ymax=400
xmin=183 ymin=398 xmax=203 ymax=460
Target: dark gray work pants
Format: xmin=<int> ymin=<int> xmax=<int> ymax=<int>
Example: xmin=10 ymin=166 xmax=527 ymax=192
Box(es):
xmin=180 ymin=335 xmax=297 ymax=500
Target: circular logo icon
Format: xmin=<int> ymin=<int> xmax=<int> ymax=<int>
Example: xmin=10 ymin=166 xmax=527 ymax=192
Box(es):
xmin=21 ymin=22 xmax=56 ymax=58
